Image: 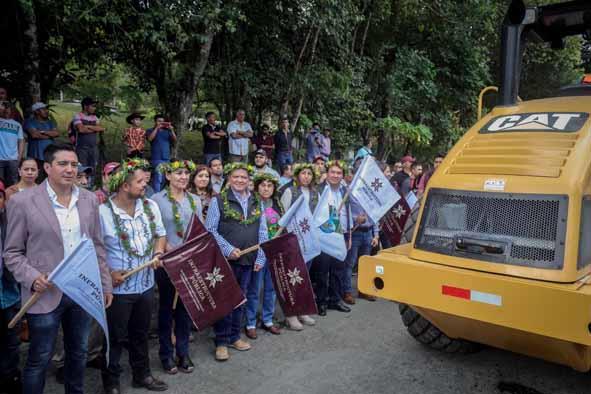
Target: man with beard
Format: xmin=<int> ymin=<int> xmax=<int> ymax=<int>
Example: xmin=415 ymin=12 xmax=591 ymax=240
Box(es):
xmin=253 ymin=149 xmax=279 ymax=179
xmin=99 ymin=158 xmax=168 ymax=393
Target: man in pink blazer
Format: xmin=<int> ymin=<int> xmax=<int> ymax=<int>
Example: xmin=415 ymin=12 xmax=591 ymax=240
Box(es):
xmin=4 ymin=143 xmax=112 ymax=394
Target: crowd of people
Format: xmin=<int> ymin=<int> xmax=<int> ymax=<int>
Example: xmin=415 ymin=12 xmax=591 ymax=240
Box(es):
xmin=0 ymin=93 xmax=442 ymax=394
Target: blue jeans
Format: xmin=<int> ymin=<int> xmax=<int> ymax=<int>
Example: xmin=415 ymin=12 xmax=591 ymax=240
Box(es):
xmin=276 ymin=151 xmax=293 ymax=167
xmin=213 ymin=264 xmax=252 ymax=346
xmin=24 ymin=294 xmax=91 ymax=394
xmin=151 ymin=159 xmax=169 ymax=192
xmin=204 ymin=153 xmax=222 ymax=165
xmin=155 ymin=268 xmax=192 ymax=361
xmin=245 ymin=265 xmax=276 ymax=328
xmin=343 ymin=230 xmax=374 ymax=294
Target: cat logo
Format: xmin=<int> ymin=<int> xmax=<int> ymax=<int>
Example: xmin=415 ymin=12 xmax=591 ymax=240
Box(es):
xmin=481 ymin=112 xmax=589 ymax=134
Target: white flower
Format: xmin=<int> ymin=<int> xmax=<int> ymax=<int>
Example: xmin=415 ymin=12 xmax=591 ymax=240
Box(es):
xmin=205 ymin=267 xmax=224 ymax=288
xmin=287 ymin=268 xmax=304 ymax=287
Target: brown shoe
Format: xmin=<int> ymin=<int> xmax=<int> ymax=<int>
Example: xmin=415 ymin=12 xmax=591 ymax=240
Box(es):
xmin=261 ymin=324 xmax=281 ymax=335
xmin=358 ymin=292 xmax=377 ymax=302
xmin=245 ymin=327 xmax=257 ymax=340
xmin=229 ymin=339 xmax=251 ymax=351
xmin=343 ymin=292 xmax=356 ymax=305
xmin=215 ymin=346 xmax=229 ymax=361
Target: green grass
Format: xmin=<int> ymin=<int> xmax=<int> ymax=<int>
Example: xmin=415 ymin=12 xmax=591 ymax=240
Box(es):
xmin=48 ymin=101 xmax=204 ymax=163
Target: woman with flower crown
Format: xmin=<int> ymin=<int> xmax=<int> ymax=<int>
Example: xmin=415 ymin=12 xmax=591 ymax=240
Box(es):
xmin=279 ymin=163 xmax=319 ymax=330
xmin=205 ymin=162 xmax=268 ymax=362
xmin=244 ymin=173 xmax=283 ymax=340
xmin=151 ymin=159 xmax=202 ymax=375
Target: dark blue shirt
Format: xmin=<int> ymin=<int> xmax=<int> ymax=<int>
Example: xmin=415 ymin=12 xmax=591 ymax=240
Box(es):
xmin=24 ymin=117 xmax=56 ymax=160
xmin=147 ymin=127 xmax=173 ymax=161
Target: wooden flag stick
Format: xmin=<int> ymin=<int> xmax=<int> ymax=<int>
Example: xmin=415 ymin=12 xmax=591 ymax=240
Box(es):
xmin=120 ymin=256 xmax=160 ymax=281
xmin=8 ymin=292 xmax=42 ymax=329
xmin=237 ymin=227 xmax=285 ymax=257
xmin=337 ymin=186 xmax=352 ymax=214
xmin=172 ymin=291 xmax=179 ymax=310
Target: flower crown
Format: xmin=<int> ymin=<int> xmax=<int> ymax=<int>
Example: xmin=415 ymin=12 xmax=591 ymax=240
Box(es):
xmin=223 ymin=162 xmax=254 ymax=176
xmin=326 ymin=159 xmax=348 ymax=176
xmin=293 ymin=163 xmax=319 ymax=184
xmin=107 ymin=158 xmax=151 ymax=193
xmin=253 ymin=172 xmax=279 ymax=188
xmin=157 ymin=159 xmax=197 ymax=174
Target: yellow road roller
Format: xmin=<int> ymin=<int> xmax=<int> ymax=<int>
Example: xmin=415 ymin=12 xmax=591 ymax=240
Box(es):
xmin=359 ymin=0 xmax=591 ymax=371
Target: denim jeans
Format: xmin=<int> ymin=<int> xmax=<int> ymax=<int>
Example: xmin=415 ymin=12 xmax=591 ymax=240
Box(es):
xmin=151 ymin=159 xmax=169 ymax=192
xmin=155 ymin=268 xmax=192 ymax=362
xmin=342 ymin=230 xmax=373 ymax=294
xmin=204 ymin=153 xmax=222 ymax=165
xmin=276 ymin=151 xmax=293 ymax=167
xmin=24 ymin=294 xmax=91 ymax=394
xmin=102 ymin=288 xmax=154 ymax=389
xmin=213 ymin=264 xmax=252 ymax=346
xmin=245 ymin=265 xmax=276 ymax=328
xmin=0 ymin=304 xmax=20 ymax=385
xmin=312 ymin=252 xmax=344 ymax=306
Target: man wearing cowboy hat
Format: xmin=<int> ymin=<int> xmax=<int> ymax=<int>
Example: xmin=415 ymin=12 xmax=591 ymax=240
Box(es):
xmin=123 ymin=113 xmax=146 ymax=158
xmin=24 ymin=102 xmax=59 ymax=174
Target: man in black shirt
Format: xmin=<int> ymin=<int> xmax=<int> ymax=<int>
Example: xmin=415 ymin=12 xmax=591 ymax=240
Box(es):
xmin=274 ymin=117 xmax=293 ymax=167
xmin=202 ymin=112 xmax=227 ymax=164
xmin=391 ymin=155 xmax=414 ymax=197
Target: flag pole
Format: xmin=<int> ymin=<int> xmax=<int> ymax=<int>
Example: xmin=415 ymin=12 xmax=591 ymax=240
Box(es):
xmin=120 ymin=256 xmax=160 ymax=281
xmin=237 ymin=227 xmax=285 ymax=257
xmin=8 ymin=292 xmax=42 ymax=329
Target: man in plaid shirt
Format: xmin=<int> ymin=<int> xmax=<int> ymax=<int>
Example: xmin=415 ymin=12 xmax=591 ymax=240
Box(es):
xmin=123 ymin=113 xmax=146 ymax=158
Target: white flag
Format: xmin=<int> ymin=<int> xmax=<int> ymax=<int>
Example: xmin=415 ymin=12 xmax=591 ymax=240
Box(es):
xmin=406 ymin=191 xmax=418 ymax=209
xmin=278 ymin=194 xmax=321 ymax=262
xmin=349 ymin=156 xmax=400 ymax=223
xmin=48 ymin=237 xmax=110 ymax=362
xmin=312 ymin=187 xmax=347 ymax=261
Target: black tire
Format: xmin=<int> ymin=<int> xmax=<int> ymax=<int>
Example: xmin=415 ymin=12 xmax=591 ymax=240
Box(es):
xmin=400 ymin=197 xmax=421 ymax=244
xmin=398 ymin=303 xmax=481 ymax=354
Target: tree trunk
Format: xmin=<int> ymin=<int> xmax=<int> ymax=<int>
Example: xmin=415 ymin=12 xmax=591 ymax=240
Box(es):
xmin=155 ymin=32 xmax=214 ymax=159
xmin=16 ymin=0 xmax=41 ymax=118
xmin=290 ymin=27 xmax=320 ymax=133
xmin=280 ymin=26 xmax=313 ymax=115
xmin=359 ymin=11 xmax=372 ymax=57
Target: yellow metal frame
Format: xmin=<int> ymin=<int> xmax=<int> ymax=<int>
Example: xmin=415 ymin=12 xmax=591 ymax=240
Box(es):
xmin=477 ymin=86 xmax=498 ymax=120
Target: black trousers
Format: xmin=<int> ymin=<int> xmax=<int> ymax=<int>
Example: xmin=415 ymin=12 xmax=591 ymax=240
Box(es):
xmin=312 ymin=252 xmax=344 ymax=306
xmin=0 ymin=304 xmax=20 ymax=393
xmin=102 ymin=288 xmax=154 ymax=389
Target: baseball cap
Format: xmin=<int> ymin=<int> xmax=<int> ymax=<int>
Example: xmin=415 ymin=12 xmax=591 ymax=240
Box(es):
xmin=81 ymin=97 xmax=98 ymax=107
xmin=31 ymin=102 xmax=48 ymax=112
xmin=103 ymin=162 xmax=120 ymax=176
xmin=77 ymin=165 xmax=93 ymax=175
xmin=312 ymin=156 xmax=325 ymax=163
xmin=401 ymin=155 xmax=416 ymax=164
xmin=254 ymin=149 xmax=267 ymax=157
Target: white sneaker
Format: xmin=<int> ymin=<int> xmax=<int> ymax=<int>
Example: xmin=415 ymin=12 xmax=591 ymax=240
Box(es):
xmin=298 ymin=315 xmax=316 ymax=326
xmin=285 ymin=316 xmax=304 ymax=331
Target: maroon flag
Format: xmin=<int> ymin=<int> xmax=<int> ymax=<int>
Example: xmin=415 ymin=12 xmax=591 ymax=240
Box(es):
xmin=160 ymin=232 xmax=246 ymax=330
xmin=260 ymin=233 xmax=318 ymax=317
xmin=380 ymin=197 xmax=411 ymax=246
xmin=183 ymin=213 xmax=207 ymax=242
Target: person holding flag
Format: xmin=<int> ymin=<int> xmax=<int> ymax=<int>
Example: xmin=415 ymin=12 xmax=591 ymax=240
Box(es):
xmin=205 ymin=162 xmax=268 ymax=362
xmin=313 ymin=160 xmax=352 ymax=316
xmin=244 ymin=173 xmax=283 ymax=339
xmin=151 ymin=159 xmax=202 ymax=375
xmin=98 ymin=158 xmax=168 ymax=393
xmin=3 ymin=143 xmax=113 ymax=394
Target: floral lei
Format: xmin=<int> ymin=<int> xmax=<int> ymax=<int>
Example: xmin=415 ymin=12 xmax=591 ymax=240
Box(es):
xmin=158 ymin=159 xmax=197 ymax=174
xmin=166 ymin=186 xmax=197 ymax=238
xmin=221 ymin=188 xmax=261 ymax=225
xmin=223 ymin=162 xmax=254 ymax=177
xmin=108 ymin=158 xmax=151 ymax=193
xmin=108 ymin=198 xmax=156 ymax=258
xmin=326 ymin=159 xmax=349 ymax=176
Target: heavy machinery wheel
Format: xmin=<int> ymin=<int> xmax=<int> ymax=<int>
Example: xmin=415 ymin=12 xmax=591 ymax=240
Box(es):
xmin=399 ymin=303 xmax=481 ymax=353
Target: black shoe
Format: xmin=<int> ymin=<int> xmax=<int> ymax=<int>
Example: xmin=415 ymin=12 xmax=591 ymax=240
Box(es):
xmin=87 ymin=356 xmax=105 ymax=370
xmin=132 ymin=375 xmax=168 ymax=391
xmin=176 ymin=355 xmax=194 ymax=373
xmin=55 ymin=367 xmax=64 ymax=385
xmin=318 ymin=304 xmax=327 ymax=316
xmin=2 ymin=371 xmax=22 ymax=394
xmin=161 ymin=358 xmax=178 ymax=375
xmin=328 ymin=302 xmax=351 ymax=313
xmin=104 ymin=386 xmax=120 ymax=394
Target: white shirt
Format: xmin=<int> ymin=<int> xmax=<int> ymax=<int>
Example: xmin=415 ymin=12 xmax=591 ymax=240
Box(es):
xmin=47 ymin=182 xmax=82 ymax=258
xmin=99 ymin=198 xmax=166 ymax=295
xmin=227 ymin=120 xmax=252 ymax=156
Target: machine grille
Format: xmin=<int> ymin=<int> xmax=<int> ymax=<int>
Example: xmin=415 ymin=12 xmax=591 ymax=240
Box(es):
xmin=415 ymin=188 xmax=568 ymax=270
